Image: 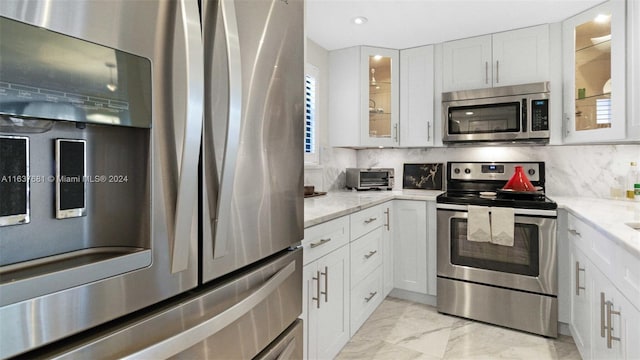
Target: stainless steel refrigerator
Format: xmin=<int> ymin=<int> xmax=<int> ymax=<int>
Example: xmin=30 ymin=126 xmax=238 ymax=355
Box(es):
xmin=0 ymin=0 xmax=303 ymax=358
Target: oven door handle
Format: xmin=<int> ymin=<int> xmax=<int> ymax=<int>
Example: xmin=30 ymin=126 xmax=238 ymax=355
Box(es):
xmin=436 ymin=203 xmax=557 ymax=217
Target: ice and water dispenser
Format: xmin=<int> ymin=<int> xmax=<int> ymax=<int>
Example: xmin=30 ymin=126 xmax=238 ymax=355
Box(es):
xmin=0 ymin=17 xmax=153 ymax=303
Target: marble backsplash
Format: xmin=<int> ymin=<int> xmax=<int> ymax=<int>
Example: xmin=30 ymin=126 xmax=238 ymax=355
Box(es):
xmin=304 ymin=145 xmax=357 ymax=192
xmin=306 ymin=144 xmax=640 ymax=198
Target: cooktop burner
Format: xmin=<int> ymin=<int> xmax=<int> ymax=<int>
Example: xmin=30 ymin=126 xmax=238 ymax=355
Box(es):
xmin=436 ymin=161 xmax=557 ymax=210
xmin=437 ymin=191 xmax=557 ymax=210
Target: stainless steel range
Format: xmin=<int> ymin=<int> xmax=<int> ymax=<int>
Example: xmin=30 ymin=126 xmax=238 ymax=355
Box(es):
xmin=436 ymin=161 xmax=558 ymax=338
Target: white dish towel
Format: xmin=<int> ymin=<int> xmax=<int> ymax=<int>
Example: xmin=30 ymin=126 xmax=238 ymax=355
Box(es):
xmin=490 ymin=207 xmax=515 ymax=246
xmin=467 ymin=205 xmax=491 ymax=242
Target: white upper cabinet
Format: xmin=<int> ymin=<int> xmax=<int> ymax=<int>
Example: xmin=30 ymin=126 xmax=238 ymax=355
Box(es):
xmin=442 ymin=24 xmax=550 ymax=92
xmin=442 ymin=35 xmax=492 ymax=92
xmin=627 ymin=0 xmax=640 ymax=140
xmin=400 ymin=45 xmax=435 ymax=147
xmin=329 ymin=46 xmax=400 ymax=147
xmin=562 ymin=0 xmax=627 ymax=143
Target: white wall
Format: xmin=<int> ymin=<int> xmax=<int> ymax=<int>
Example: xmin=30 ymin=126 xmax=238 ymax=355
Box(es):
xmin=305 ymin=38 xmax=357 ymax=191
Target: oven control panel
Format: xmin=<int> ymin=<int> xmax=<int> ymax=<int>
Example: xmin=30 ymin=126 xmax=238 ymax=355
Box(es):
xmin=449 ymin=162 xmax=541 ymax=182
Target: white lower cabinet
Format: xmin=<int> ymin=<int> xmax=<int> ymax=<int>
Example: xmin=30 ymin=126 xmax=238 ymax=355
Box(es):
xmin=350 ymin=266 xmax=384 ymax=336
xmin=304 ymin=245 xmax=350 ymax=360
xmin=393 ymin=200 xmax=428 ymax=294
xmin=570 ymin=244 xmax=592 ymax=357
xmin=349 ymin=204 xmax=386 ymax=336
xmin=591 ymin=269 xmax=640 ymax=360
xmin=303 ymin=199 xmax=434 ymax=358
xmin=568 ymin=214 xmax=640 ymax=360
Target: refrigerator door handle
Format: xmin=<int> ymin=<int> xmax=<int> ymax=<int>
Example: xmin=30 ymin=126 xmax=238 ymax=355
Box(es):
xmin=172 ymin=0 xmax=204 ymax=273
xmin=208 ymin=0 xmax=243 ymax=260
xmin=121 ymin=259 xmax=297 ymax=360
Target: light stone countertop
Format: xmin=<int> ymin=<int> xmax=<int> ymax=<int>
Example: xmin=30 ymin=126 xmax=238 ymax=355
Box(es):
xmin=552 ymin=196 xmax=640 ymax=260
xmin=304 ymin=191 xmax=640 ymax=260
xmin=303 ymin=190 xmax=442 ymax=228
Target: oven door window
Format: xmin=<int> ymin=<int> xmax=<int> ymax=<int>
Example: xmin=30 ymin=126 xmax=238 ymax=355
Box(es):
xmin=360 ymin=171 xmax=388 ymax=187
xmin=448 ymin=102 xmax=520 ymax=134
xmin=450 ymin=218 xmax=539 ymax=277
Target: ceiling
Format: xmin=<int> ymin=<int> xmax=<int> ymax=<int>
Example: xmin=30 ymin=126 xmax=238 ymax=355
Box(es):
xmin=306 ymin=0 xmax=605 ymax=51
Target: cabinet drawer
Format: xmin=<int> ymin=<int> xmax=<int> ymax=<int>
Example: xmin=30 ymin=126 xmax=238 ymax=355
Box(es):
xmin=303 ymin=216 xmax=349 ymax=265
xmin=350 ymin=204 xmax=385 ymax=240
xmin=350 ymin=227 xmax=383 ymax=286
xmin=350 ymin=265 xmax=383 ymax=336
xmin=568 ymin=214 xmax=616 ymax=276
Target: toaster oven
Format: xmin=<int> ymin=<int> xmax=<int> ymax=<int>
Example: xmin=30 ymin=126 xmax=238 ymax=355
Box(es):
xmin=346 ymin=168 xmax=394 ymax=190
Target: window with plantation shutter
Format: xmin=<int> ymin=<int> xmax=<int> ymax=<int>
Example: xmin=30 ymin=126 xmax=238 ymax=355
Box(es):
xmin=304 ymin=65 xmax=319 ymax=164
xmin=595 ymin=98 xmax=611 ymax=128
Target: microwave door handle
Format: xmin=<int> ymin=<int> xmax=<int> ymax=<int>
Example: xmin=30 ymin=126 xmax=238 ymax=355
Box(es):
xmin=211 ymin=0 xmax=243 ymax=260
xmin=171 ymin=0 xmax=204 ymax=273
xmin=522 ymin=99 xmax=528 ymax=135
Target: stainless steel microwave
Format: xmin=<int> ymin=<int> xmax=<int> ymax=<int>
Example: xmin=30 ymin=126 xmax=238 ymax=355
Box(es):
xmin=346 ymin=168 xmax=394 ymax=190
xmin=442 ymin=82 xmax=550 ymax=144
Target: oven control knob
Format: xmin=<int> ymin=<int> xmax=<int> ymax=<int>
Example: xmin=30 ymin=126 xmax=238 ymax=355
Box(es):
xmin=528 ymin=169 xmax=535 ymax=176
xmin=454 ymin=168 xmax=460 ymax=174
xmin=464 ymin=168 xmax=471 ymax=174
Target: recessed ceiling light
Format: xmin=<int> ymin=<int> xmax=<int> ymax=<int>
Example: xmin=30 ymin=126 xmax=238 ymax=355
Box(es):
xmin=594 ymin=14 xmax=610 ymax=23
xmin=352 ymin=16 xmax=368 ymax=25
xmin=465 ymin=111 xmax=474 ymax=115
xmin=373 ymin=55 xmax=383 ymax=60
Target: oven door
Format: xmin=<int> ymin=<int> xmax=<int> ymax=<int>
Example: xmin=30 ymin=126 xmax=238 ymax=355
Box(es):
xmin=436 ymin=205 xmax=557 ymax=295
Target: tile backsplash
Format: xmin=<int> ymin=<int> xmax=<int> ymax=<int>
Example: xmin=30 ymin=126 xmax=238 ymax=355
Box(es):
xmin=306 ymin=144 xmax=640 ymax=198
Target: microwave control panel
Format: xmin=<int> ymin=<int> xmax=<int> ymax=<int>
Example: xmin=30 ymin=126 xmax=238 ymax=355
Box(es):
xmin=531 ymin=99 xmax=549 ymax=131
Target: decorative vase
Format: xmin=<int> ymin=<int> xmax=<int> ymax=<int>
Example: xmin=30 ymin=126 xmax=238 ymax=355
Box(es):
xmin=502 ymin=165 xmax=535 ymax=192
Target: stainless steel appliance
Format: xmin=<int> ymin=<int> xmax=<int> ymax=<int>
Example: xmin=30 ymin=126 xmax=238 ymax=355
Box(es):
xmin=442 ymin=82 xmax=550 ymax=144
xmin=346 ymin=168 xmax=394 ymax=190
xmin=436 ymin=162 xmax=558 ymax=337
xmin=0 ymin=0 xmax=303 ymax=358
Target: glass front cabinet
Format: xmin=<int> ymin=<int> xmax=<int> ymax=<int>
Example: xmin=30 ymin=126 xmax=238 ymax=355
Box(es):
xmin=361 ymin=47 xmax=399 ymax=147
xmin=329 ymin=46 xmax=399 ymax=147
xmin=562 ymin=0 xmax=626 ymax=143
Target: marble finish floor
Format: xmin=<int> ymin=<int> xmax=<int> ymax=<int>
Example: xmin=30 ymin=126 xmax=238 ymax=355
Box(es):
xmin=337 ymin=297 xmax=581 ymax=360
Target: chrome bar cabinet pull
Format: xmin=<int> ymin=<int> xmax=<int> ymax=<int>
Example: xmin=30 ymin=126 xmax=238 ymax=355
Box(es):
xmin=485 ymin=61 xmax=489 ymax=84
xmin=364 ymin=217 xmax=377 ymax=224
xmin=384 ymin=208 xmax=390 ymax=230
xmin=600 ymin=292 xmax=606 ymax=338
xmin=575 ymin=262 xmax=585 ymax=295
xmin=310 ymin=238 xmax=331 ymax=248
xmin=605 ymin=300 xmax=621 ymax=348
xmin=393 ymin=123 xmax=398 ymax=142
xmin=496 ymin=60 xmax=499 ymax=83
xmin=313 ymin=271 xmax=321 ymax=309
xmin=321 ymin=266 xmax=328 ymax=303
xmin=364 ymin=291 xmax=377 ymax=302
xmin=364 ymin=250 xmax=377 ymax=259
xmin=568 ymin=229 xmax=581 ymax=237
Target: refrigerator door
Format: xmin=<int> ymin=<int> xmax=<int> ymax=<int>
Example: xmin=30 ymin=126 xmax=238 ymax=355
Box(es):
xmin=201 ymin=0 xmax=304 ymax=282
xmin=28 ymin=249 xmax=303 ymax=359
xmin=0 ymin=0 xmax=202 ymax=357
